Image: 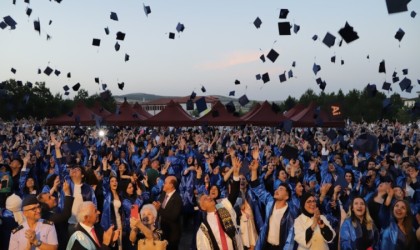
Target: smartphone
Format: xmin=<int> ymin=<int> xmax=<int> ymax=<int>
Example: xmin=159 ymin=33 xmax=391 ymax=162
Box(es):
xmin=130 ymin=204 xmax=139 ymax=219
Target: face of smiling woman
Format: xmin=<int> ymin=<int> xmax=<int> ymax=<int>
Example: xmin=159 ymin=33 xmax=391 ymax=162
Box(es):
xmin=352 ymin=197 xmax=366 ymax=220
xmin=393 ymin=200 xmax=408 ymax=221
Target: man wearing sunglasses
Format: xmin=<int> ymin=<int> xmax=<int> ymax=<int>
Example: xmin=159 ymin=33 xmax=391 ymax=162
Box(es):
xmin=9 ymin=194 xmax=58 ymax=250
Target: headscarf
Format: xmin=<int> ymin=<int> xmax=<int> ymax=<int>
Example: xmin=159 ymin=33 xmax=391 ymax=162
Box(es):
xmin=300 ymin=192 xmax=315 ymax=218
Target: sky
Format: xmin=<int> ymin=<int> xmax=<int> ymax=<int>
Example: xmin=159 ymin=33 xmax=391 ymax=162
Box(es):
xmin=1 ymin=0 xmax=420 ymax=102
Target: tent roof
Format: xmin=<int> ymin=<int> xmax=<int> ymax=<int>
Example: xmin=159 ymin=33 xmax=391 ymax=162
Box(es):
xmin=240 ymin=103 xmax=261 ymax=120
xmin=46 ymin=102 xmax=98 ymax=126
xmin=106 ymin=101 xmax=147 ymax=126
xmin=244 ymin=101 xmax=286 ymax=126
xmin=133 ymin=102 xmax=152 ymax=119
xmin=196 ymin=101 xmax=242 ymax=126
xmin=144 ymin=100 xmax=195 ymax=126
xmin=90 ymin=102 xmax=112 ymax=118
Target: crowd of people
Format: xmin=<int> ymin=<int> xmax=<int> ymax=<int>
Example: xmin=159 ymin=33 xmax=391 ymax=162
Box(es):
xmin=0 ymin=118 xmax=420 ymax=250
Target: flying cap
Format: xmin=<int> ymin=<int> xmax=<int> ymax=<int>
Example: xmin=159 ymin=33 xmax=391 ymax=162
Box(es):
xmin=115 ymin=42 xmax=120 ymax=51
xmin=26 ymin=8 xmax=32 ymax=17
xmin=281 ymin=120 xmax=293 ymax=133
xmin=72 ymin=83 xmax=81 ymax=91
xmin=44 ymin=66 xmax=53 ymax=76
xmin=229 ymin=91 xmax=235 ymax=96
xmin=260 ymin=54 xmax=266 ymax=63
xmin=312 ymin=35 xmax=318 ymax=41
xmin=54 ymin=70 xmax=61 ymax=76
xmin=11 ymin=68 xmax=16 ymax=74
xmin=0 ymin=21 xmax=7 ymax=29
xmin=322 ymin=32 xmax=336 ymax=48
xmin=118 ymin=82 xmax=124 ymax=90
xmin=293 ymin=24 xmax=300 ymax=34
xmin=125 ymin=54 xmax=130 ymax=62
xmin=353 ymin=133 xmax=378 ymax=154
xmin=399 ymin=77 xmax=411 ymax=91
xmin=49 ymin=20 xmax=52 ymax=25
xmin=402 ymin=69 xmax=408 ymax=75
xmin=95 ymin=77 xmax=100 ymax=84
xmin=267 ymin=49 xmax=279 ymax=63
xmin=67 ymin=72 xmax=71 ymax=78
xmin=201 ymin=86 xmax=206 ymax=93
xmin=278 ymin=22 xmax=291 ymax=35
xmin=116 ymin=31 xmax=126 ymax=41
xmin=393 ymin=76 xmax=399 ymax=83
xmin=3 ymin=16 xmax=17 ymax=30
xmin=341 ymin=59 xmax=344 ymax=65
xmin=288 ymin=70 xmax=293 ymax=78
xmin=312 ymin=63 xmax=321 ymax=75
xmin=411 ymin=11 xmax=417 ymax=18
xmin=186 ymin=99 xmax=193 ymax=110
xmin=382 ymin=81 xmax=391 ymax=91
xmin=196 ymin=97 xmax=207 ymax=113
xmin=282 ymin=145 xmax=299 ymax=159
xmin=234 ymin=79 xmax=240 ymax=85
xmin=190 ymin=91 xmax=196 ymax=99
xmin=102 ymin=84 xmax=107 ymax=90
xmin=169 ymin=32 xmax=175 ymax=39
xmin=92 ymin=38 xmax=101 ymax=46
xmin=176 ymin=23 xmax=185 ymax=33
xmin=34 ymin=18 xmax=40 ymax=34
xmin=253 ymin=17 xmax=262 ymax=28
xmin=143 ymin=4 xmax=152 ymax=16
xmin=110 ymin=12 xmax=118 ymax=21
xmin=279 ymin=9 xmax=289 ymax=19
xmin=256 ymin=74 xmax=261 ymax=80
xmin=238 ymin=95 xmax=249 ymax=106
xmin=331 ymin=56 xmax=336 ymax=63
xmin=366 ymin=84 xmax=377 ymax=97
xmin=262 ymin=73 xmax=270 ymax=83
xmin=292 ymin=61 xmax=296 ymax=67
xmin=394 ymin=28 xmax=405 ymax=42
xmin=338 ymin=22 xmax=359 ymax=43
xmin=382 ymin=98 xmax=392 ymax=111
xmin=379 ymin=60 xmax=386 ymax=73
xmin=225 ymin=101 xmax=236 ymax=113
xmin=385 ymin=0 xmax=411 ymax=14
xmin=63 ymin=85 xmax=70 ymax=91
xmin=279 ymin=73 xmax=287 ymax=82
xmin=104 ymin=27 xmax=109 ymax=35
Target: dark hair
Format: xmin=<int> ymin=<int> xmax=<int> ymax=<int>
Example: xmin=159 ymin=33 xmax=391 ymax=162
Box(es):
xmin=279 ymin=183 xmax=292 ymax=201
xmin=392 ymin=200 xmax=414 ymax=243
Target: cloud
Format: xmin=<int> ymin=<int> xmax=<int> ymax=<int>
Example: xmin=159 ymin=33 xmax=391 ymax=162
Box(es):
xmin=196 ymin=51 xmax=260 ymax=70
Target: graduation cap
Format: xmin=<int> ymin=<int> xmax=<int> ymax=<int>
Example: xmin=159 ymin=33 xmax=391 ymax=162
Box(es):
xmin=195 ymin=97 xmax=207 ymax=113
xmin=64 ymin=91 xmax=69 ymax=96
xmin=282 ymin=145 xmax=299 ymax=160
xmin=341 ymin=59 xmax=344 ymax=65
xmin=72 ymin=83 xmax=81 ymax=91
xmin=0 ymin=21 xmax=7 ymax=30
xmin=11 ymin=68 xmax=16 ymax=74
xmin=3 ymin=16 xmax=17 ymax=29
xmin=399 ymin=77 xmax=411 ymax=91
xmin=186 ymin=99 xmax=194 ymax=110
xmin=338 ymin=22 xmax=359 ymax=43
xmin=280 ymin=120 xmax=293 ymax=133
xmin=33 ymin=18 xmax=40 ymax=34
xmin=279 ymin=9 xmax=289 ymax=19
xmin=143 ymin=3 xmax=151 ymax=16
xmin=256 ymin=74 xmax=261 ymax=80
xmin=253 ymin=17 xmax=262 ymax=28
xmin=327 ymin=129 xmax=338 ymax=141
xmin=37 ymin=68 xmax=41 ymax=74
xmin=411 ymin=11 xmax=417 ymax=18
xmin=44 ymin=66 xmax=53 ymax=76
xmin=393 ymin=71 xmax=398 ymax=77
xmin=201 ymin=86 xmax=206 ymax=93
xmin=110 ymin=12 xmax=118 ymax=21
xmin=390 ymin=142 xmax=405 ymax=155
xmin=54 ymin=69 xmax=61 ymax=76
xmin=26 ymin=82 xmax=33 ymax=88
xmin=382 ymin=81 xmax=392 ymax=91
xmin=238 ymin=95 xmax=249 ymax=106
xmin=292 ymin=61 xmax=296 ymax=67
xmin=63 ymin=85 xmax=70 ymax=92
xmin=229 ymin=91 xmax=235 ymax=96
xmin=293 ymin=24 xmax=300 ymax=34
xmin=104 ymin=27 xmax=109 ymax=35
xmin=393 ymin=76 xmax=400 ymax=83
xmin=312 ymin=63 xmax=321 ymax=75
xmin=288 ymin=70 xmax=293 ymax=78
xmin=125 ymin=54 xmax=130 ymax=62
xmin=322 ymin=32 xmax=336 ymax=48
xmin=115 ymin=42 xmax=120 ymax=51
xmin=267 ymin=49 xmax=279 ymax=63
xmin=319 ymin=80 xmax=327 ymax=91
xmin=118 ymin=82 xmax=124 ymax=90
xmin=95 ymin=77 xmax=99 ymax=84
xmin=278 ymin=22 xmax=291 ymax=35
xmin=385 ymin=0 xmax=411 ymax=14
xmin=260 ymin=54 xmax=266 ymax=63
xmin=331 ymin=56 xmax=336 ymax=63
xmin=92 ymin=38 xmax=101 ymax=46
xmin=225 ymin=101 xmax=236 ymax=113
xmin=279 ymin=73 xmax=287 ymax=82
xmin=24 ymin=0 xmax=30 ymax=3
xmin=312 ymin=35 xmax=318 ymax=41
xmin=116 ymin=31 xmax=126 ymax=41
xmin=394 ymin=28 xmax=405 ymax=42
xmin=17 ymin=81 xmax=23 ymax=87
xmin=353 ymin=133 xmax=378 ymax=154
xmin=49 ymin=20 xmax=52 ymax=25
xmin=176 ymin=22 xmax=185 ymax=33
xmin=379 ymin=60 xmax=386 ymax=73
xmin=190 ymin=91 xmax=196 ymax=100
xmin=402 ymin=69 xmax=408 ymax=75
xmin=26 ymin=7 xmax=32 ymax=17
xmin=169 ymin=32 xmax=175 ymax=39
xmin=262 ymin=72 xmax=270 ymax=83
xmin=366 ymin=83 xmax=377 ymax=97
xmin=102 ymin=84 xmax=107 ymax=90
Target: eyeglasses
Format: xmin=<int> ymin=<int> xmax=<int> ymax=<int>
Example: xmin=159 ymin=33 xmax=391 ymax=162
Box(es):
xmin=306 ymin=199 xmax=317 ymax=204
xmin=24 ymin=205 xmax=41 ymax=212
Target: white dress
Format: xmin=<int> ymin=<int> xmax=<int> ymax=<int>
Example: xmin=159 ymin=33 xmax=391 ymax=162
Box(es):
xmin=113 ymin=199 xmax=123 ymax=250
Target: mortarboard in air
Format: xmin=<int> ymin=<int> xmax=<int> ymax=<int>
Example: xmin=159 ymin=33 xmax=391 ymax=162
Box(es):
xmin=406 ymin=85 xmax=413 ymax=93
xmin=24 ymin=0 xmax=29 ymax=3
xmin=26 ymin=82 xmax=33 ymax=88
xmin=17 ymin=81 xmax=23 ymax=87
xmin=118 ymin=82 xmax=124 ymax=90
xmin=3 ymin=16 xmax=17 ymax=29
xmin=379 ymin=60 xmax=386 ymax=73
xmin=49 ymin=20 xmax=52 ymax=25
xmin=394 ymin=28 xmax=405 ymax=42
xmin=0 ymin=21 xmax=7 ymax=29
xmin=288 ymin=70 xmax=293 ymax=78
xmin=399 ymin=77 xmax=411 ymax=91
xmin=319 ymin=80 xmax=326 ymax=91
xmin=260 ymin=54 xmax=266 ymax=63
xmin=169 ymin=32 xmax=175 ymax=39
xmin=72 ymin=83 xmax=81 ymax=91
xmin=201 ymin=86 xmax=206 ymax=93
xmin=176 ymin=22 xmax=185 ymax=33
xmin=95 ymin=77 xmax=99 ymax=84
xmin=339 ymin=39 xmax=343 ymax=47
xmin=267 ymin=49 xmax=279 ymax=63
xmin=312 ymin=63 xmax=321 ymax=75
xmin=292 ymin=61 xmax=296 ymax=67
xmin=418 ymin=79 xmax=420 ymax=85
xmin=34 ymin=18 xmax=40 ymax=34
xmin=110 ymin=12 xmax=118 ymax=21
xmin=54 ymin=69 xmax=61 ymax=76
xmin=385 ymin=0 xmax=411 ymax=14
xmin=92 ymin=38 xmax=101 ymax=46
xmin=116 ymin=31 xmax=126 ymax=41
xmin=279 ymin=9 xmax=289 ymax=19
xmin=238 ymin=95 xmax=249 ymax=106
xmin=338 ymin=22 xmax=359 ymax=43
xmin=44 ymin=66 xmax=53 ymax=76
xmin=229 ymin=91 xmax=235 ymax=96
xmin=256 ymin=74 xmax=261 ymax=80
xmin=411 ymin=11 xmax=417 ymax=18
xmin=402 ymin=69 xmax=408 ymax=75
xmin=186 ymin=99 xmax=194 ymax=110
xmin=341 ymin=60 xmax=344 ymax=65
xmin=225 ymin=101 xmax=236 ymax=113
xmin=312 ymin=35 xmax=318 ymax=41
xmin=278 ymin=22 xmax=291 ymax=35
xmin=367 ymin=55 xmax=370 ymax=59
xmin=393 ymin=71 xmax=397 ymax=77
xmin=64 ymin=91 xmax=69 ymax=96
xmin=125 ymin=54 xmax=130 ymax=62
xmin=11 ymin=68 xmax=16 ymax=74
xmin=279 ymin=73 xmax=287 ymax=83
xmin=293 ymin=24 xmax=300 ymax=34
xmin=37 ymin=68 xmax=41 ymax=74
xmin=235 ymin=79 xmax=240 ymax=85
xmin=393 ymin=76 xmax=399 ymax=83
xmin=143 ymin=3 xmax=152 ymax=17
xmin=102 ymin=84 xmax=107 ymax=90
xmin=331 ymin=56 xmax=336 ymax=63
xmin=382 ymin=81 xmax=392 ymax=91
xmin=63 ymin=85 xmax=70 ymax=91
xmin=26 ymin=8 xmax=32 ymax=17
xmin=195 ymin=97 xmax=207 ymax=113
xmin=322 ymin=32 xmax=336 ymax=48
xmin=262 ymin=72 xmax=270 ymax=83
xmin=190 ymin=91 xmax=196 ymax=99
xmin=281 ymin=120 xmax=293 ymax=134
xmin=105 ymin=27 xmax=109 ymax=35
xmin=115 ymin=42 xmax=120 ymax=51
xmin=382 ymin=98 xmax=392 ymax=110
xmin=253 ymin=17 xmax=262 ymax=29
xmin=46 ymin=34 xmax=51 ymax=40
xmin=366 ymin=83 xmax=377 ymax=97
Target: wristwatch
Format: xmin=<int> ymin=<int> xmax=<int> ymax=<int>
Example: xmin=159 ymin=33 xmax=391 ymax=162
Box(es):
xmin=34 ymin=240 xmax=42 ymax=247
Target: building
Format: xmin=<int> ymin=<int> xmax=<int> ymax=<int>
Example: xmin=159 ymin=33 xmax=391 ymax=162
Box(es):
xmin=142 ymin=96 xmax=220 ymax=116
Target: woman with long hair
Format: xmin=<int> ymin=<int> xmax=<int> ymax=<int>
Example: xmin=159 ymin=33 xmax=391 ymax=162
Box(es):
xmin=339 ymin=196 xmax=379 ymax=250
xmin=381 ymin=200 xmax=418 ymax=250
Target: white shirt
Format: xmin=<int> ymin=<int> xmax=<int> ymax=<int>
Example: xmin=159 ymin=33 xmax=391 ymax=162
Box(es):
xmin=206 ymin=211 xmax=234 ymax=250
xmin=294 ymin=214 xmax=335 ymax=250
xmin=267 ymin=203 xmax=288 ymax=246
xmin=69 ymin=183 xmax=83 ymax=224
xmin=9 ymin=219 xmax=58 ymax=250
